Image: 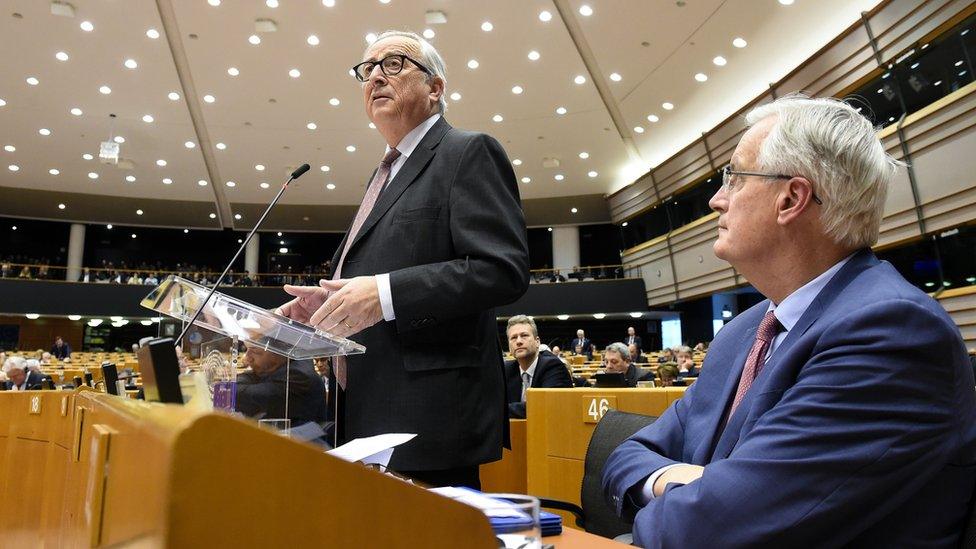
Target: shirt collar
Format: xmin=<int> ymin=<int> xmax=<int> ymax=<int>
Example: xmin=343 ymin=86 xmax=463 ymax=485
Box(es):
xmin=386 ymin=113 xmax=441 ymax=159
xmin=766 ymin=253 xmax=855 ymax=332
xmin=522 ymin=353 xmax=540 ymax=378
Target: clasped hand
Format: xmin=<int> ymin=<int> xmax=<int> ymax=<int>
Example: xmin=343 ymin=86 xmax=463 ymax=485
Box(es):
xmin=274 ymin=276 xmax=384 ymax=338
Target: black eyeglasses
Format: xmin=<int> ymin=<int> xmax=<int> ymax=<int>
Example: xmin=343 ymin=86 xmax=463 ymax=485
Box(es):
xmin=351 ymin=54 xmax=433 ymax=82
xmin=721 ymin=164 xmax=823 ymax=205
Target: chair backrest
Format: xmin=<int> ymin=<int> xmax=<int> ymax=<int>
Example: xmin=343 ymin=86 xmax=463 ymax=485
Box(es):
xmin=579 ymin=410 xmax=657 ymax=539
xmin=962 ymin=482 xmax=976 ymax=549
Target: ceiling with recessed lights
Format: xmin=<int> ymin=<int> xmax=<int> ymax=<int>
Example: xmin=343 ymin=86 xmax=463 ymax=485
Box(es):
xmin=0 ymin=0 xmax=882 ymax=230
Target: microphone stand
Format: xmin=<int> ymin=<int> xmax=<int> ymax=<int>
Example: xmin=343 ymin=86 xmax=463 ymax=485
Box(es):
xmin=175 ymin=164 xmax=310 ymax=348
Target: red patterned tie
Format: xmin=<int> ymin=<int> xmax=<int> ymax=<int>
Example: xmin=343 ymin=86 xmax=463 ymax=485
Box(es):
xmin=332 ymin=147 xmax=401 ymax=389
xmin=727 ymin=311 xmax=781 ymax=418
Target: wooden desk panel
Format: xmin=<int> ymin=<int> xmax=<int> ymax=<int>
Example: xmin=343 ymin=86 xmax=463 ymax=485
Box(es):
xmin=481 ymin=419 xmax=527 ymax=494
xmin=550 ymin=526 xmax=630 ymax=547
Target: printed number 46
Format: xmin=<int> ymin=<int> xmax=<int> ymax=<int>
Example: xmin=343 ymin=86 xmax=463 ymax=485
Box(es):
xmin=588 ymin=398 xmax=610 ymax=421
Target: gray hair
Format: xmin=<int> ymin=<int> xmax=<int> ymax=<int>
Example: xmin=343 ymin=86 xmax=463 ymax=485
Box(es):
xmin=605 ymin=342 xmax=631 ymax=362
xmin=507 ymin=315 xmax=538 ymax=337
xmin=2 ymin=356 xmax=26 ymax=373
xmin=367 ymin=30 xmax=448 ymax=114
xmin=745 ymin=93 xmax=899 ymax=249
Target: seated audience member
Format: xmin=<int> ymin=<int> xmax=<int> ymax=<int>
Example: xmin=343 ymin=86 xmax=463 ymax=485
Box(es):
xmin=236 ymin=344 xmax=328 ymax=426
xmin=655 ymin=363 xmax=679 ymax=387
xmin=628 ymin=343 xmax=643 ymax=365
xmin=675 ymin=346 xmax=698 ymax=377
xmin=504 ymin=315 xmax=573 ymax=418
xmin=693 ymin=342 xmax=708 ymax=353
xmin=657 ymin=348 xmax=674 ymax=363
xmin=571 ymin=329 xmax=593 ymax=360
xmin=144 ymin=273 xmax=159 ymax=286
xmin=18 ymin=265 xmax=32 ymax=279
xmin=626 ymin=326 xmax=642 ymax=350
xmin=600 ymin=342 xmax=638 ymax=387
xmin=3 ymin=357 xmax=44 ymax=390
xmin=40 ymin=352 xmax=53 ymax=365
xmin=50 ymin=336 xmax=71 ymax=360
xmin=602 ymin=95 xmax=976 ymax=547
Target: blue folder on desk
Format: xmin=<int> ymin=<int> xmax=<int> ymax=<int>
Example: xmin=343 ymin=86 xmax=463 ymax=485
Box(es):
xmin=449 ymin=487 xmax=562 ymax=537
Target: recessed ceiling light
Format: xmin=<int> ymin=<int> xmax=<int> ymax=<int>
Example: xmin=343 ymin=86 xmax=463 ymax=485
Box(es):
xmin=622 ymin=222 xmax=628 ymax=227
xmin=574 ymin=75 xmax=586 ymax=85
xmin=326 ymin=183 xmax=336 ymax=190
xmin=184 ymin=141 xmax=195 ymax=148
xmin=168 ymin=92 xmax=180 ymax=101
xmin=539 ymin=10 xmax=552 ymax=22
xmin=215 ymin=142 xmax=226 ymax=150
xmin=227 ymin=67 xmax=240 ymax=76
xmin=255 ymin=164 xmax=265 ymax=171
xmin=56 ymin=51 xmax=69 ymax=61
xmin=307 ymin=34 xmax=320 ymax=46
xmin=511 ymin=85 xmax=523 ymax=94
xmin=521 ymin=177 xmax=531 ymax=183
xmin=713 ymin=55 xmax=727 ymax=66
xmin=662 ymin=102 xmax=674 ymax=110
xmin=733 ymin=37 xmax=747 ymax=48
xmin=555 ymin=107 xmax=567 ymax=115
xmin=578 ymin=152 xmax=590 ymax=160
xmin=322 ymin=0 xmax=335 ymax=6
xmin=7 ymin=164 xmax=19 ymax=172
xmin=209 ymin=213 xmax=217 ymax=219
xmin=609 ymin=72 xmax=622 ymax=81
xmin=260 ymin=182 xmax=270 ymax=189
xmin=548 ymin=228 xmax=554 ymax=233
xmin=423 ymin=28 xmax=435 ymax=39
xmin=0 ymin=98 xmax=5 ymax=107
xmin=124 ymin=59 xmax=138 ymax=69
xmin=208 ymin=0 xmax=220 ymax=5
xmin=146 ymin=28 xmax=160 ymax=39
xmin=126 ymin=175 xmax=136 ymax=182
xmin=226 ymin=181 xmax=236 ymax=187
xmin=492 ymin=114 xmax=503 ymax=122
xmin=58 ymin=203 xmax=66 ymax=209
xmin=512 ymin=159 xmax=522 ymax=166
xmin=142 ymin=114 xmax=154 ymax=123
xmin=49 ymin=168 xmax=60 ymax=175
xmin=481 ymin=21 xmax=493 ymax=32
xmin=68 ymin=315 xmax=82 ymax=320
xmin=289 ymin=68 xmax=301 ymax=78
xmin=156 ymin=159 xmax=167 ymax=167
xmin=26 ymin=77 xmax=39 ymax=86
xmin=588 ymin=171 xmax=598 ymax=177
xmin=467 ymin=59 xmax=479 ymax=69
xmin=579 ymin=5 xmax=593 ymax=16
xmin=694 ymin=72 xmax=708 ymax=82
xmin=83 ymin=153 xmax=93 ymax=160
xmin=307 ymin=122 xmax=317 ymax=130
xmin=266 ymin=0 xmax=279 ymax=7
xmin=450 ymin=92 xmax=461 ymax=101
xmin=647 ymin=114 xmax=659 ymax=122
xmin=198 ymin=180 xmax=208 ymax=186
xmin=136 ymin=209 xmax=144 ymax=215
xmin=365 ymin=32 xmax=377 ymax=44
xmin=131 ymin=234 xmax=137 ymax=239
xmin=320 ymin=165 xmax=331 ymax=172
xmin=527 ymin=50 xmax=540 ymax=61
xmin=329 ymin=97 xmax=340 ymax=106
xmin=778 ymin=0 xmax=794 ymax=4
xmin=39 ymin=128 xmax=51 ymax=136
xmin=114 ymin=135 xmax=125 ymax=144
xmin=99 ymin=85 xmax=111 ymax=94
xmin=234 ymin=213 xmax=242 ymax=220
xmin=379 ymin=0 xmax=391 ymax=4
xmin=571 ymin=207 xmax=578 ymax=213
xmin=277 ymin=232 xmax=282 ymax=236
xmin=162 ymin=178 xmax=172 ymax=184
xmin=203 ymin=94 xmax=215 ymax=103
xmin=554 ymin=174 xmax=564 ymax=181
xmin=87 ymin=172 xmax=98 ymax=179
xmin=368 ymin=122 xmax=376 ymax=129
xmin=70 ymin=107 xmax=83 ymax=116
xmin=3 ymin=145 xmax=14 ymax=152
xmin=346 ymin=145 xmax=356 ymax=152
xmin=80 ymin=20 xmax=94 ymax=32
xmin=248 ymin=34 xmax=261 ymax=45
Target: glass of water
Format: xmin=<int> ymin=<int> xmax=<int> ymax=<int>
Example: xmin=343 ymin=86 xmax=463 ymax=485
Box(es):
xmin=480 ymin=493 xmax=541 ymax=549
xmin=258 ymin=418 xmax=291 ymax=437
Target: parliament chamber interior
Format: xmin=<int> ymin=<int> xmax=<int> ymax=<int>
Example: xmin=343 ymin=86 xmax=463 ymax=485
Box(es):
xmin=2 ymin=0 xmax=976 ymax=547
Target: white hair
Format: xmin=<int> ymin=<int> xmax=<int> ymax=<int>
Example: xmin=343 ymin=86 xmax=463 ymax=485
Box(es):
xmin=2 ymin=356 xmax=26 ymax=373
xmin=745 ymin=93 xmax=900 ymax=249
xmin=367 ymin=30 xmax=448 ymax=114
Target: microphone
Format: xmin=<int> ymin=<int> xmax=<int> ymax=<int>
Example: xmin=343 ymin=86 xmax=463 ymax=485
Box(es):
xmin=175 ymin=163 xmax=311 ymax=347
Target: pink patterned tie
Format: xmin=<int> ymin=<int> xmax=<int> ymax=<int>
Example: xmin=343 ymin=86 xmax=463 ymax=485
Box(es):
xmin=727 ymin=311 xmax=781 ymax=418
xmin=332 ymin=147 xmax=401 ymax=389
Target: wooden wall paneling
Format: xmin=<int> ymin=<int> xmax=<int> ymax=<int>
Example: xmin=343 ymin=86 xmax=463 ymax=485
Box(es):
xmin=609 ymin=172 xmax=658 ymax=221
xmin=622 ymin=236 xmax=677 ymax=306
xmin=776 ymin=25 xmax=876 ymax=98
xmin=652 ymin=142 xmax=712 ymax=200
xmin=872 ymin=0 xmax=965 ymax=61
xmin=937 ymin=286 xmax=976 ymax=348
xmin=668 ymin=215 xmax=737 ymax=301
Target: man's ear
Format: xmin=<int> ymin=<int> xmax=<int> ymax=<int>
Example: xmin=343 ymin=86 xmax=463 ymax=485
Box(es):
xmin=777 ymin=177 xmax=817 ymax=226
xmin=428 ymin=76 xmax=445 ymax=104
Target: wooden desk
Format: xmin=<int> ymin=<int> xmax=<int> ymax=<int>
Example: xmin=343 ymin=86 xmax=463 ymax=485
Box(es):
xmin=526 ymin=388 xmax=685 ymax=524
xmin=550 ymin=527 xmax=630 ymax=547
xmin=481 ymin=419 xmax=527 ymax=493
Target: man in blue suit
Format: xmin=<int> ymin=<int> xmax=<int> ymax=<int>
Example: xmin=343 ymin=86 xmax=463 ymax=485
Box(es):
xmin=603 ymin=95 xmax=976 ymax=547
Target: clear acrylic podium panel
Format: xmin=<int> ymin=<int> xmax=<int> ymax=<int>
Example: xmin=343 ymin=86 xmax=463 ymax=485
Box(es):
xmin=141 ymin=275 xmax=365 ymax=361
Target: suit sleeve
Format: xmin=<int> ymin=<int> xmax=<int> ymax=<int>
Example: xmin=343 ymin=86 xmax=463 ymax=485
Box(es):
xmin=389 ymin=134 xmax=529 ymax=332
xmin=628 ymin=300 xmax=964 ymax=548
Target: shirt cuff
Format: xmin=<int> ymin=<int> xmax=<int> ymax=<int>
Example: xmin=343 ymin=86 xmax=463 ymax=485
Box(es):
xmin=376 ymin=273 xmax=395 ymax=321
xmin=638 ymin=464 xmax=684 ymax=505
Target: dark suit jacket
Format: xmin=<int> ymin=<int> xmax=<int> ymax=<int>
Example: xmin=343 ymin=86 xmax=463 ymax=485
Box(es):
xmin=5 ymin=370 xmax=46 ymax=390
xmin=625 ymin=335 xmax=642 ymax=350
xmin=332 ymin=117 xmax=529 ymax=471
xmin=602 ymin=250 xmax=976 ymax=547
xmin=504 ymin=351 xmax=573 ymax=418
xmin=236 ymin=361 xmax=327 ymax=426
xmin=570 ymin=337 xmax=593 ymax=359
xmin=50 ymin=343 xmax=71 ymax=360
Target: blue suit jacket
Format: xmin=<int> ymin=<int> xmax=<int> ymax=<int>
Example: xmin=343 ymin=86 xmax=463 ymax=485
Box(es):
xmin=603 ymin=250 xmax=976 ymax=547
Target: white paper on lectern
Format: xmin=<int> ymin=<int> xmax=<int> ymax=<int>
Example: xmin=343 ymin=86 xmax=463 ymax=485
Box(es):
xmin=327 ymin=433 xmax=417 ymax=467
xmin=429 ymin=487 xmax=525 ymax=518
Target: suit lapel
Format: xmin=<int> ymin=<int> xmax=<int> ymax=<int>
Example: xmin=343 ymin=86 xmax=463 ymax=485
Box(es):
xmin=346 ymin=117 xmax=451 ymax=253
xmin=702 ymin=320 xmax=762 ymax=462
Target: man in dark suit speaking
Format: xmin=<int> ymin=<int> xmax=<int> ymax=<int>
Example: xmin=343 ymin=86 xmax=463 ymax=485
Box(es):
xmin=602 ymin=95 xmax=976 ymax=547
xmin=276 ymin=30 xmax=528 ymax=489
xmin=504 ymin=315 xmax=573 ymax=419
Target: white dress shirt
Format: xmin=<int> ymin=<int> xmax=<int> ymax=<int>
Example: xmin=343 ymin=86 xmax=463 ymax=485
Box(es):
xmin=638 ymin=254 xmax=854 ymax=503
xmin=519 ymin=353 xmax=541 ymax=402
xmin=373 ymin=113 xmax=442 ymax=321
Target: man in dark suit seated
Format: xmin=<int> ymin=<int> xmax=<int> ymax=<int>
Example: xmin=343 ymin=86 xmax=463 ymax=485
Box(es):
xmin=236 ymin=344 xmax=328 ymax=427
xmin=600 ymin=342 xmax=638 ymax=387
xmin=50 ymin=336 xmax=71 ymax=361
xmin=675 ymin=346 xmax=698 ymax=378
xmin=504 ymin=315 xmax=573 ymax=418
xmin=3 ymin=358 xmax=45 ymax=390
xmin=570 ymin=329 xmax=593 ymax=360
xmin=602 ymin=95 xmax=976 ymax=547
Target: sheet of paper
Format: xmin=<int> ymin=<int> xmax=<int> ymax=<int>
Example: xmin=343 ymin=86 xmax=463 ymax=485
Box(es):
xmin=327 ymin=433 xmax=416 ymax=467
xmin=429 ymin=486 xmax=526 ymax=518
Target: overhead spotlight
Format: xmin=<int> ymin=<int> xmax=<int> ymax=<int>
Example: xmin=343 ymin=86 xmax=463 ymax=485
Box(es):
xmin=609 ymin=72 xmax=622 ymax=81
xmin=146 ymin=28 xmax=160 ymax=39
xmin=539 ymin=10 xmax=552 ymax=22
xmin=68 ymin=315 xmax=82 ymax=321
xmin=423 ymin=28 xmax=435 ymax=39
xmin=579 ymin=5 xmax=593 ymax=16
xmin=574 ymin=75 xmax=586 ymax=85
xmin=733 ymin=37 xmax=747 ymax=48
xmin=592 ymin=313 xmax=606 ymax=319
xmin=307 ymin=34 xmax=319 ymax=46
xmin=713 ymin=56 xmax=727 ymax=66
xmin=556 ymin=314 xmax=569 ymax=320
xmin=80 ymin=20 xmax=94 ymax=32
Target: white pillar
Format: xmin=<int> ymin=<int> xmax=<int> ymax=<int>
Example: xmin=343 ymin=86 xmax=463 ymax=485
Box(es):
xmin=245 ymin=236 xmax=259 ymax=276
xmin=66 ymin=223 xmax=85 ymax=282
xmin=551 ymin=226 xmax=580 ymax=273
